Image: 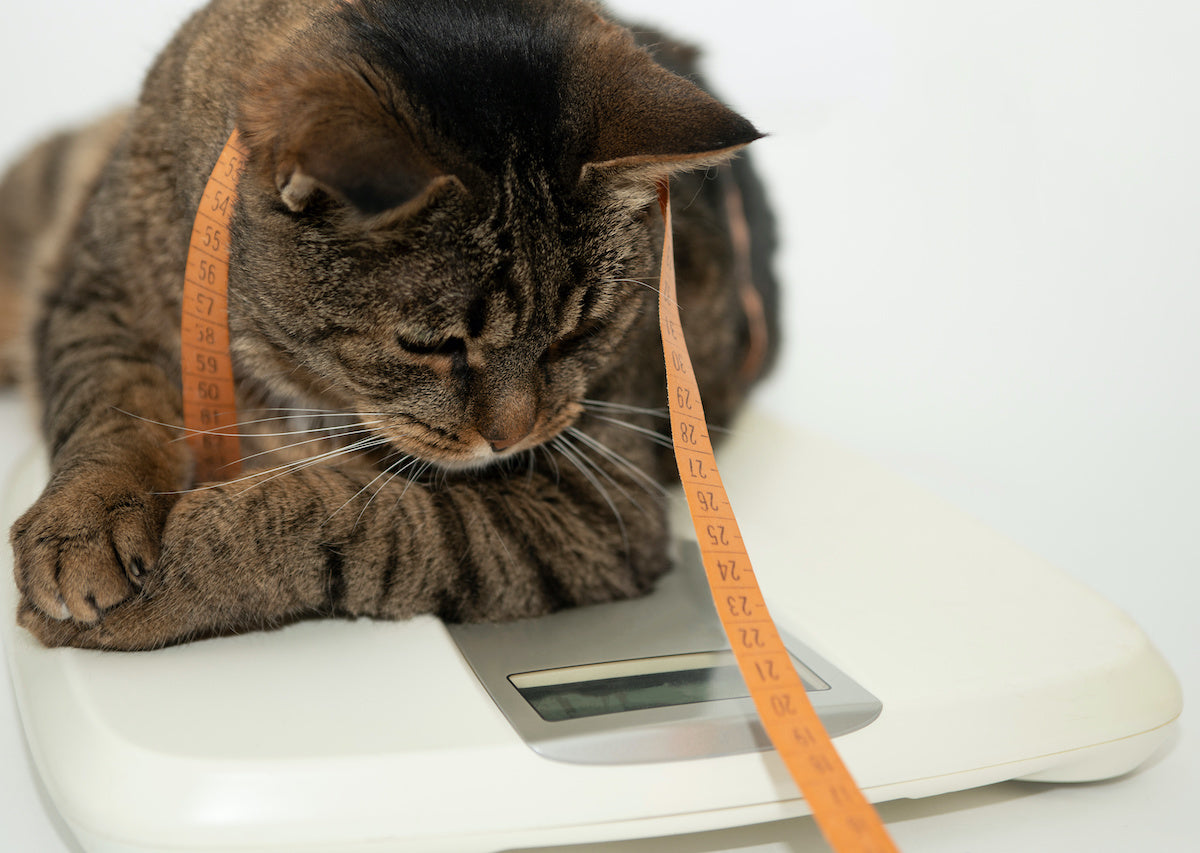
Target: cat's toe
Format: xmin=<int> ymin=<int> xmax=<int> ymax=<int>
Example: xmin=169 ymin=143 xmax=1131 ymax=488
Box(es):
xmin=14 ymin=534 xmax=138 ymax=624
xmin=17 ymin=598 xmax=125 ymax=649
xmin=55 ymin=540 xmax=141 ymax=622
xmin=10 ymin=478 xmax=168 ymax=625
xmin=17 ymin=600 xmax=85 ymax=647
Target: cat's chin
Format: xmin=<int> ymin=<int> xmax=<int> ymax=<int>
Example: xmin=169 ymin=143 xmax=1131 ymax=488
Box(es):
xmin=417 ymin=441 xmax=535 ymax=474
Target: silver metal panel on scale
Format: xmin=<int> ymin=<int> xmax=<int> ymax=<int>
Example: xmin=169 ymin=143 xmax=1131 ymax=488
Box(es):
xmin=449 ymin=542 xmax=883 ymax=764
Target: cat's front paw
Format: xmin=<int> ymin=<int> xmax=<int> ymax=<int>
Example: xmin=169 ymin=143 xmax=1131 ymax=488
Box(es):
xmin=17 ymin=599 xmax=103 ymax=648
xmin=10 ymin=469 xmax=171 ymax=624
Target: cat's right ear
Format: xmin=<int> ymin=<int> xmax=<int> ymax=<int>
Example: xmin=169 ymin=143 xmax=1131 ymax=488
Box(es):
xmin=238 ymin=60 xmax=446 ymax=216
xmin=577 ymin=23 xmax=763 ymax=182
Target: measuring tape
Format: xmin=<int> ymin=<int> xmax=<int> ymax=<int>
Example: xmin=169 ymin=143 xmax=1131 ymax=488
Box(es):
xmin=180 ymin=133 xmax=897 ymax=851
xmin=655 ymin=181 xmax=898 ymax=852
xmin=181 ymin=129 xmax=247 ymax=483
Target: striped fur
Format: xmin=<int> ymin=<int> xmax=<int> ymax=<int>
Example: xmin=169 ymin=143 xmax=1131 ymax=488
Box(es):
xmin=1 ymin=0 xmax=778 ymax=650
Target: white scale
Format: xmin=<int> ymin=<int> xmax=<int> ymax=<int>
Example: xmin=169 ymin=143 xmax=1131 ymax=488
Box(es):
xmin=0 ymin=409 xmax=1182 ymax=853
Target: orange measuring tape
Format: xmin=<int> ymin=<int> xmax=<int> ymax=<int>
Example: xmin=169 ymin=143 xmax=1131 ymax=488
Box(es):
xmin=181 ymin=133 xmax=897 ymax=852
xmin=181 ymin=129 xmax=247 ymax=483
xmin=655 ymin=181 xmax=898 ymax=853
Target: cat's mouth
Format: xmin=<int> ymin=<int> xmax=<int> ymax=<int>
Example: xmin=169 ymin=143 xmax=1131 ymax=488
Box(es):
xmin=372 ymin=404 xmax=581 ymax=472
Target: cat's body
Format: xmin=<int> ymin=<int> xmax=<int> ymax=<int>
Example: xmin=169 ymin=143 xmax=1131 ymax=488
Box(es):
xmin=0 ymin=0 xmax=777 ymax=650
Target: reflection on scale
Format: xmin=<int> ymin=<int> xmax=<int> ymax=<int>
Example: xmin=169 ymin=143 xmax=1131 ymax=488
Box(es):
xmin=511 ymin=649 xmax=830 ymax=724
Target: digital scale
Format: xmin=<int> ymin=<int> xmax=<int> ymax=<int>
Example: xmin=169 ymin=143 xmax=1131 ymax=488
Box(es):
xmin=0 ymin=409 xmax=1182 ymax=853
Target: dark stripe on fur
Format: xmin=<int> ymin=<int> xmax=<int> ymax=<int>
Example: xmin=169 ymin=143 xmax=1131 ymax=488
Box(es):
xmin=376 ymin=529 xmax=401 ymax=610
xmin=320 ymin=544 xmax=348 ymax=614
xmin=430 ymin=491 xmax=481 ymax=621
xmin=480 ymin=487 xmax=574 ymax=611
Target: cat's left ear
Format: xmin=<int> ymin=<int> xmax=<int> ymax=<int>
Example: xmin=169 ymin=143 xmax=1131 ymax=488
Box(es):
xmin=579 ymin=27 xmax=763 ymax=178
xmin=238 ymin=60 xmax=446 ymax=216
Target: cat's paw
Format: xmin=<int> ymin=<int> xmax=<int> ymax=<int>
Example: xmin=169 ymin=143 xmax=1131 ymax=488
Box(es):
xmin=10 ymin=470 xmax=171 ymax=625
xmin=17 ymin=599 xmax=101 ymax=648
xmin=12 ymin=487 xmax=218 ymax=651
xmin=17 ymin=589 xmax=191 ymax=651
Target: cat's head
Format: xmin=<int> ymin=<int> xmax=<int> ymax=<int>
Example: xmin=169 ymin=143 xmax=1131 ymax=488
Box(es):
xmin=233 ymin=0 xmax=759 ymax=470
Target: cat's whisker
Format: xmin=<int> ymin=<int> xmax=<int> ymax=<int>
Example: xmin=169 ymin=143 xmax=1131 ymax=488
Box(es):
xmin=601 ymin=276 xmax=658 ymax=295
xmin=225 ymin=435 xmax=394 ymax=498
xmin=566 ymin=427 xmax=670 ymax=498
xmin=582 ymin=399 xmax=670 ymax=419
xmin=561 ymin=432 xmax=658 ymax=516
xmin=522 ymin=448 xmax=540 ymax=484
xmin=112 ymin=406 xmax=389 ymax=442
xmin=360 ymin=453 xmax=427 ymax=519
xmin=601 ymin=276 xmax=682 ymax=311
xmin=159 ymin=433 xmax=391 ymax=496
xmin=394 ymin=458 xmax=436 ymax=506
xmin=539 ymin=445 xmax=562 ymax=486
xmin=323 ymin=450 xmax=420 ymax=529
xmin=204 ymin=419 xmax=385 ymax=444
xmin=584 ymin=413 xmax=674 ymax=448
xmin=322 ymin=451 xmax=401 ymax=524
xmin=431 ymin=461 xmax=451 ymax=492
xmin=601 ymin=276 xmax=658 ymax=288
xmin=231 ymin=406 xmax=396 ymax=421
xmin=110 ymin=407 xmax=187 ymax=436
xmin=227 ymin=407 xmax=395 ymax=422
xmin=551 ymin=435 xmax=630 ymax=554
xmin=590 ymin=406 xmax=734 ymax=441
xmin=228 ymin=423 xmax=385 ymax=467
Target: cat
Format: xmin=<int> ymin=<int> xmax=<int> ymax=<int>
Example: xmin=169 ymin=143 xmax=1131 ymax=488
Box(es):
xmin=0 ymin=0 xmax=778 ymax=651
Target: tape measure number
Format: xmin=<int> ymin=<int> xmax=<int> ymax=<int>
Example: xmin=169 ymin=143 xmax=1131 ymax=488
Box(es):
xmin=181 ymin=129 xmax=247 ymax=483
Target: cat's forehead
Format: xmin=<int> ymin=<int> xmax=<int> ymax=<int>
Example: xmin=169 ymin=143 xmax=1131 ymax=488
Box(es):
xmin=392 ymin=267 xmax=563 ymax=346
xmin=340 ymin=0 xmax=592 ymax=174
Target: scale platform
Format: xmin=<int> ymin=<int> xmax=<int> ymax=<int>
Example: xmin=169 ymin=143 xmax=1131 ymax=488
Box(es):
xmin=0 ymin=410 xmax=1182 ymax=853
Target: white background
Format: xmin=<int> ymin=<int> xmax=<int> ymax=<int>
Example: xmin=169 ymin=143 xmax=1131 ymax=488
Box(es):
xmin=1 ymin=1 xmax=1195 ymax=851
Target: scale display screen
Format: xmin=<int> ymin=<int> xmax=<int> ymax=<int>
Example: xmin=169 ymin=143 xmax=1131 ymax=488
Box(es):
xmin=509 ymin=651 xmax=830 ymax=722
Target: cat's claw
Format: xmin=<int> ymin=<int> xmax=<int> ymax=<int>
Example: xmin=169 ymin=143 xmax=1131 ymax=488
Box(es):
xmin=49 ymin=596 xmax=70 ymax=621
xmin=17 ymin=599 xmax=124 ymax=649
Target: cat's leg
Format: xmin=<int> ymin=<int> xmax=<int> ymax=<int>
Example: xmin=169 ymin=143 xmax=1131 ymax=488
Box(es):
xmin=9 ymin=259 xmax=191 ymax=625
xmin=0 ymin=111 xmax=129 ymax=385
xmin=11 ymin=393 xmax=188 ymax=625
xmin=19 ymin=434 xmax=670 ymax=650
xmin=5 ymin=111 xmax=192 ymax=627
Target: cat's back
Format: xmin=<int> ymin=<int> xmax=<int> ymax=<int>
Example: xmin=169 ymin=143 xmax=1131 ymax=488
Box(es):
xmin=0 ymin=110 xmax=129 ymax=384
xmin=0 ymin=0 xmax=326 ymax=385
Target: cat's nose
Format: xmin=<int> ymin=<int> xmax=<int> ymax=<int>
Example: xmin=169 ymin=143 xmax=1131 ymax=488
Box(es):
xmin=483 ymin=423 xmax=533 ymax=453
xmin=477 ymin=399 xmax=537 ymax=453
xmin=487 ymin=434 xmax=526 ymax=452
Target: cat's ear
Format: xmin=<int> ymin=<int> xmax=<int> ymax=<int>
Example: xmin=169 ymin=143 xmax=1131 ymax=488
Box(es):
xmin=579 ymin=28 xmax=762 ymax=178
xmin=238 ymin=61 xmax=445 ymax=215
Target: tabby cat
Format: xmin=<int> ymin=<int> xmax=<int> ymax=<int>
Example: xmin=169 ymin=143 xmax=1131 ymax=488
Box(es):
xmin=0 ymin=0 xmax=778 ymax=650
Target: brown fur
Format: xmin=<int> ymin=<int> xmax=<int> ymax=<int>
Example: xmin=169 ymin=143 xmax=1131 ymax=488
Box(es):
xmin=0 ymin=0 xmax=779 ymax=650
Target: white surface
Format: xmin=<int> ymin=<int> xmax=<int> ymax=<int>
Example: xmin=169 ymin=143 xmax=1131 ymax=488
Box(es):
xmin=1 ymin=1 xmax=1196 ymax=851
xmin=0 ymin=413 xmax=1181 ymax=852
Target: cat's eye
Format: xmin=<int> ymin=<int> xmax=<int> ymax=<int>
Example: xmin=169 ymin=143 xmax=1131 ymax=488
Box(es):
xmin=554 ymin=286 xmax=608 ymax=350
xmin=547 ymin=318 xmax=606 ymax=360
xmin=562 ymin=318 xmax=605 ymax=345
xmin=398 ymin=334 xmax=466 ymax=358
